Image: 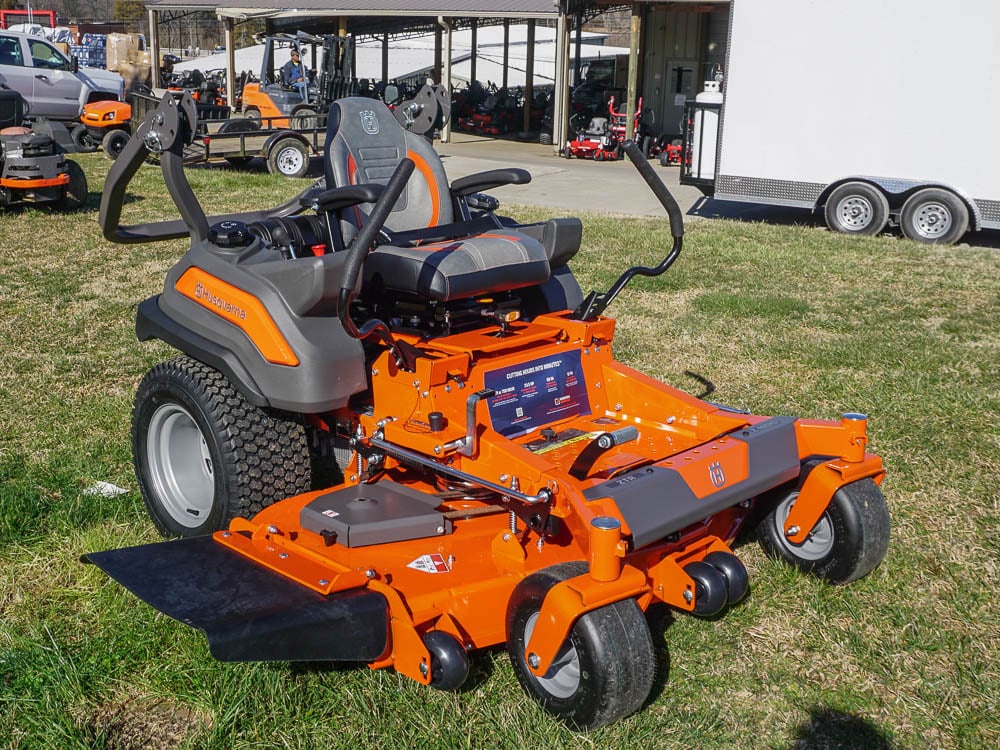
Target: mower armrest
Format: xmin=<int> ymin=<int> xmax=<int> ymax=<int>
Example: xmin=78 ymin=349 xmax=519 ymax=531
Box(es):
xmin=450 ymin=168 xmax=530 ymax=198
xmin=312 ymin=183 xmax=384 ymax=213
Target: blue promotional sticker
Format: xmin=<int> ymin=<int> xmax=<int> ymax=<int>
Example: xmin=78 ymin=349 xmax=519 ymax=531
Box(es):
xmin=484 ymin=350 xmax=591 ymax=437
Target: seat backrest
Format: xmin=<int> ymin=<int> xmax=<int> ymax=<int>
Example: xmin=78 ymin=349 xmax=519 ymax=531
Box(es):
xmin=324 ymin=97 xmax=453 ymax=238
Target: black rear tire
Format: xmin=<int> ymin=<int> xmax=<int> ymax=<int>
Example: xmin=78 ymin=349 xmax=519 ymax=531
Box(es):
xmin=132 ymin=356 xmax=311 ymax=537
xmin=56 ymin=160 xmax=88 ymax=210
xmin=71 ymin=124 xmax=98 ymax=153
xmin=102 ymin=128 xmax=130 ymax=161
xmin=757 ymin=477 xmax=890 ymax=584
xmin=506 ymin=562 xmax=655 ymax=730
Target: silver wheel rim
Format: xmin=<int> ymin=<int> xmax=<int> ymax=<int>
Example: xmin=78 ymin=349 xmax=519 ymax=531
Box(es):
xmin=774 ymin=491 xmax=834 ymax=561
xmin=276 ymin=146 xmax=304 ymax=175
xmin=523 ymin=612 xmax=580 ymax=699
xmin=911 ymin=201 xmax=953 ymax=239
xmin=835 ymin=195 xmax=875 ymax=230
xmin=146 ymin=403 xmax=214 ymax=528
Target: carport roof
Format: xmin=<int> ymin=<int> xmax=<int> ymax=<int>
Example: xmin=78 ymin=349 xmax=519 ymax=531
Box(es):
xmin=145 ymin=0 xmax=563 ymax=19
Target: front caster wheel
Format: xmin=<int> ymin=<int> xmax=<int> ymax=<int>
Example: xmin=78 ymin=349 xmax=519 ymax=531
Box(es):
xmin=132 ymin=356 xmax=311 ymax=537
xmin=757 ymin=477 xmax=890 ymax=584
xmin=423 ymin=631 xmax=469 ymax=691
xmin=683 ymin=561 xmax=729 ymax=616
xmin=506 ymin=562 xmax=655 ymax=731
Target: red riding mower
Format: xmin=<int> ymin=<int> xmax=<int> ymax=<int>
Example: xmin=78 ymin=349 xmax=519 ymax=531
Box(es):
xmin=0 ymin=83 xmax=87 ymax=209
xmin=564 ymin=96 xmax=653 ymax=162
xmin=85 ymin=91 xmax=890 ymax=730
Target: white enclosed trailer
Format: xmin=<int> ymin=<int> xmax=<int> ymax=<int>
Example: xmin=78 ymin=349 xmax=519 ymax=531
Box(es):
xmin=681 ymin=0 xmax=999 ymax=244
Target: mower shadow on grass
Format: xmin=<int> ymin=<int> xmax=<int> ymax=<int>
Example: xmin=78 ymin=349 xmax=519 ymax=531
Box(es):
xmin=791 ymin=706 xmax=895 ymax=749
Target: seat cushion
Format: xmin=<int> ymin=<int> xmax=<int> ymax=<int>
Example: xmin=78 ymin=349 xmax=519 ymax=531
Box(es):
xmin=365 ymin=231 xmax=550 ymax=302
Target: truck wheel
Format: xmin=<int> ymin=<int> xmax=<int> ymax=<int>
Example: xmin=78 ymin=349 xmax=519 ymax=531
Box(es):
xmin=506 ymin=562 xmax=655 ymax=730
xmin=757 ymin=477 xmax=890 ymax=584
xmin=71 ymin=124 xmax=98 ymax=153
xmin=132 ymin=356 xmax=311 ymax=537
xmin=267 ymin=138 xmax=309 ymax=178
xmin=102 ymin=129 xmax=131 ymax=161
xmin=56 ymin=160 xmax=88 ymax=210
xmin=899 ymin=187 xmax=969 ymax=245
xmin=824 ymin=181 xmax=889 ymax=236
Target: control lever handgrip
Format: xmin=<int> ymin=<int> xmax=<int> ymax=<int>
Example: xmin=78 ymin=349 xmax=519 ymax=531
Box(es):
xmin=623 ymin=140 xmax=684 ymax=238
xmin=340 ymin=159 xmax=415 ymax=296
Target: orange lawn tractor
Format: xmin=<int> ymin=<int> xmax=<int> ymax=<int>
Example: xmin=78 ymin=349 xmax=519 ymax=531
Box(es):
xmin=85 ymin=91 xmax=891 ymax=730
xmin=75 ymin=99 xmax=132 ymax=159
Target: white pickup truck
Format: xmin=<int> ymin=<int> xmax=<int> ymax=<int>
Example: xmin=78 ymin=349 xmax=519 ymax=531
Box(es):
xmin=0 ymin=29 xmax=123 ymax=121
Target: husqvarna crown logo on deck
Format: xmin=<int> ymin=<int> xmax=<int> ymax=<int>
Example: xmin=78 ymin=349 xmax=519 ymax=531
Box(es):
xmin=709 ymin=461 xmax=727 ymax=488
xmin=360 ymin=110 xmax=379 ymax=135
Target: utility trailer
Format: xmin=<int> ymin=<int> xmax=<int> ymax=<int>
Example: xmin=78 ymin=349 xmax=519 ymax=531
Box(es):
xmin=681 ymin=0 xmax=999 ymax=245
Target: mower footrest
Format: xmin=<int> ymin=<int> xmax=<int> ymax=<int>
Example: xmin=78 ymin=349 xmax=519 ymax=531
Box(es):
xmin=83 ymin=536 xmax=388 ymax=662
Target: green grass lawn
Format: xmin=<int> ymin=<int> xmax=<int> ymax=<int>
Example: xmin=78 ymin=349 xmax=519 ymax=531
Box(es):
xmin=1 ymin=152 xmax=999 ymax=749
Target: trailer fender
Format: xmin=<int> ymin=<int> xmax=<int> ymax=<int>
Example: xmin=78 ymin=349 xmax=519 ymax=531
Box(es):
xmin=264 ymin=130 xmax=311 ymax=157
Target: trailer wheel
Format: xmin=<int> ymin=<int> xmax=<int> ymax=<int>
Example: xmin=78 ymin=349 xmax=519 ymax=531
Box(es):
xmin=267 ymin=138 xmax=309 ymax=178
xmin=56 ymin=160 xmax=88 ymax=211
xmin=900 ymin=187 xmax=969 ymax=245
xmin=757 ymin=477 xmax=890 ymax=585
xmin=132 ymin=356 xmax=311 ymax=537
xmin=824 ymin=182 xmax=889 ymax=236
xmin=102 ymin=128 xmax=130 ymax=161
xmin=71 ymin=124 xmax=98 ymax=153
xmin=506 ymin=562 xmax=655 ymax=731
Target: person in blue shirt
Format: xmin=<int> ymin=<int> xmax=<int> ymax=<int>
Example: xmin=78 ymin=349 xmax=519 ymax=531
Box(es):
xmin=280 ymin=48 xmax=308 ymax=103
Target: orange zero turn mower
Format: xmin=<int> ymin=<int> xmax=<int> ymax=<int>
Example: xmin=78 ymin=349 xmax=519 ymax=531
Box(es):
xmin=84 ymin=92 xmax=890 ymax=731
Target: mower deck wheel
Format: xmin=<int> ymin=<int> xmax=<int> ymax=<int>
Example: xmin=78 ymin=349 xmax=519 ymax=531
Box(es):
xmin=506 ymin=562 xmax=655 ymax=731
xmin=757 ymin=477 xmax=890 ymax=584
xmin=132 ymin=356 xmax=311 ymax=537
xmin=703 ymin=551 xmax=749 ymax=605
xmin=683 ymin=561 xmax=729 ymax=616
xmin=56 ymin=160 xmax=88 ymax=210
xmin=424 ymin=631 xmax=470 ymax=691
xmin=102 ymin=128 xmax=131 ymax=161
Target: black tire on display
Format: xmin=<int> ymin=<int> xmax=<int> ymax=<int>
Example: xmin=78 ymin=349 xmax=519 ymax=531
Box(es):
xmin=71 ymin=124 xmax=99 ymax=153
xmin=757 ymin=477 xmax=891 ymax=585
xmin=506 ymin=562 xmax=655 ymax=731
xmin=824 ymin=181 xmax=889 ymax=236
xmin=131 ymin=356 xmax=311 ymax=537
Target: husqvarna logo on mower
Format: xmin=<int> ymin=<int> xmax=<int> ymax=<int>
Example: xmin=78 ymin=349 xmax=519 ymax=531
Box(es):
xmin=360 ymin=110 xmax=380 ymax=135
xmin=709 ymin=461 xmax=727 ymax=487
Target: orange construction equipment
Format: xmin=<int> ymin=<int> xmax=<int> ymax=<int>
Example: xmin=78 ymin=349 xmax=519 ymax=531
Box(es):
xmin=85 ymin=91 xmax=891 ymax=731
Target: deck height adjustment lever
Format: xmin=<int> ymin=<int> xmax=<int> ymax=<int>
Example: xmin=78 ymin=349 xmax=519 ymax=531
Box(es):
xmin=443 ymin=388 xmax=496 ymax=456
xmin=569 ymin=426 xmax=640 ymax=479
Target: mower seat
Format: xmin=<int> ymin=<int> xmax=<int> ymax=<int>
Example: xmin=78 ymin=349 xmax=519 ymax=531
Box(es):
xmin=323 ymin=97 xmax=552 ymax=302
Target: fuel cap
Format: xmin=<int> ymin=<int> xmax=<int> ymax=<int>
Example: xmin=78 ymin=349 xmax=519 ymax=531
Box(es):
xmin=208 ymin=220 xmax=253 ymax=248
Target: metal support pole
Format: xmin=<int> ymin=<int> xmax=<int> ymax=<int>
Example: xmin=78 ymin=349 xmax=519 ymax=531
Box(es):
xmin=439 ymin=17 xmax=452 ymax=143
xmin=502 ymin=19 xmax=510 ymax=90
xmin=148 ymin=9 xmax=161 ymax=88
xmin=626 ymin=4 xmax=641 ymax=142
xmin=433 ymin=24 xmax=442 ymax=83
xmin=382 ymin=33 xmax=389 ymax=84
xmin=470 ymin=20 xmax=477 ymax=88
xmin=523 ymin=20 xmax=535 ymax=133
xmin=223 ymin=18 xmax=236 ymax=110
xmin=573 ymin=10 xmax=583 ymax=86
xmin=553 ymin=10 xmax=568 ymax=154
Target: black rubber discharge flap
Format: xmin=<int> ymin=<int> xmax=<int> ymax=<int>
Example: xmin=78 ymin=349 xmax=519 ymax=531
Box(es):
xmin=83 ymin=535 xmax=388 ymax=662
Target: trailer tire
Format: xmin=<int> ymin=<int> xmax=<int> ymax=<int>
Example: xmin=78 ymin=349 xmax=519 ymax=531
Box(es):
xmin=132 ymin=356 xmax=311 ymax=537
xmin=71 ymin=124 xmax=98 ymax=153
xmin=56 ymin=160 xmax=88 ymax=210
xmin=899 ymin=187 xmax=969 ymax=245
xmin=506 ymin=562 xmax=655 ymax=731
xmin=757 ymin=477 xmax=890 ymax=584
xmin=824 ymin=181 xmax=889 ymax=236
xmin=102 ymin=128 xmax=131 ymax=161
xmin=267 ymin=137 xmax=309 ymax=178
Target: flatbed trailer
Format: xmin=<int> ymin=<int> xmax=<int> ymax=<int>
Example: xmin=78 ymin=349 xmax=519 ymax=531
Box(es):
xmin=197 ymin=115 xmax=326 ymax=178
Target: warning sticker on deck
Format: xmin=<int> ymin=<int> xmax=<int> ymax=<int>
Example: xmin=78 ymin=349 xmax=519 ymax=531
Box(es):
xmin=407 ymin=553 xmax=451 ymax=574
